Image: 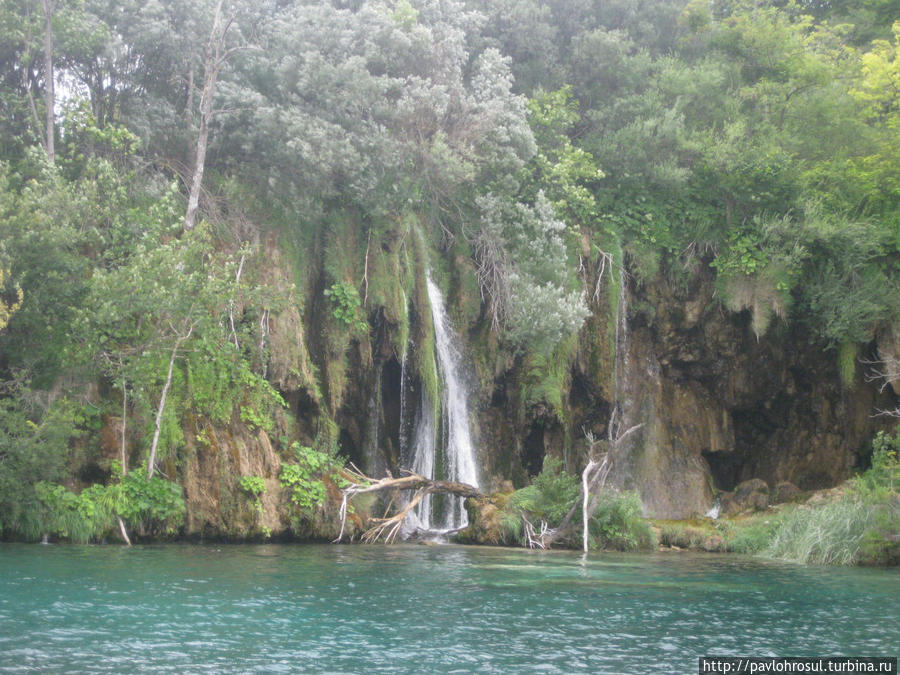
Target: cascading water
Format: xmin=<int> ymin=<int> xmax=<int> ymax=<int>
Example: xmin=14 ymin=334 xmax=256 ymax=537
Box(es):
xmin=402 ymin=274 xmax=479 ymax=532
xmin=408 ymin=389 xmax=437 ymax=529
xmin=612 ymin=263 xmax=629 ymax=424
xmin=426 ymin=275 xmax=479 ymax=529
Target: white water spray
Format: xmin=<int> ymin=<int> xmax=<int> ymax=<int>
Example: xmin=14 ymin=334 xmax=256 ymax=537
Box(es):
xmin=405 ymin=274 xmax=479 ymax=531
xmin=613 ymin=263 xmax=629 ymax=421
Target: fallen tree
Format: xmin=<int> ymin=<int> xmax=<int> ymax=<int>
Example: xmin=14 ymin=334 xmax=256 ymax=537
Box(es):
xmin=334 ymin=465 xmax=483 ymax=544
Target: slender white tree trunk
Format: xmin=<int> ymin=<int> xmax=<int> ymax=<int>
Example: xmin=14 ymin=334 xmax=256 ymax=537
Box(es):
xmin=185 ymin=0 xmax=226 ymax=230
xmin=147 ymin=327 xmax=193 ymax=479
xmin=117 ymin=517 xmax=132 ymax=546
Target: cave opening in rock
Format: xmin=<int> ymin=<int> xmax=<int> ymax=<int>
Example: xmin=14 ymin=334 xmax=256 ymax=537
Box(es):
xmin=523 ymin=423 xmax=545 ymax=477
xmin=381 ymin=356 xmax=403 ymax=469
xmin=702 ymin=449 xmax=744 ymax=492
xmin=340 ymin=428 xmax=361 ymax=469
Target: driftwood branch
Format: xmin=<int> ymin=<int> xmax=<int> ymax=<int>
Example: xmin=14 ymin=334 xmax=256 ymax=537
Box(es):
xmin=523 ymin=516 xmax=554 ymax=549
xmin=334 ymin=465 xmax=483 ymax=543
xmin=862 ymin=355 xmax=900 ymax=417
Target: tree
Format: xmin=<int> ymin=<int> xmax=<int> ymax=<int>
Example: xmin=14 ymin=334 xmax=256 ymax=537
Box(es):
xmin=184 ymin=0 xmax=255 ymax=231
xmin=0 ymin=263 xmax=22 ymax=332
xmin=79 ymin=224 xmax=276 ymax=479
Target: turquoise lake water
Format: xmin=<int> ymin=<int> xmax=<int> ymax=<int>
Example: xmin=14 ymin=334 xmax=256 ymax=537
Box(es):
xmin=0 ymin=543 xmax=897 ymax=673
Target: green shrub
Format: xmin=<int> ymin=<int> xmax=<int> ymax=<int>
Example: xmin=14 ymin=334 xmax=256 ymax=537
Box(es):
xmin=499 ymin=457 xmax=654 ymax=550
xmin=764 ymin=500 xmax=873 ymax=565
xmin=589 ymin=490 xmax=656 ymax=551
xmin=240 ymin=475 xmax=266 ymax=514
xmin=240 ymin=475 xmax=266 ymax=498
xmin=854 ymin=431 xmax=899 ymax=501
xmin=279 ymin=442 xmax=344 ymax=515
xmin=115 ymin=468 xmax=186 ymax=536
xmin=499 ymin=457 xmax=579 ymax=544
xmin=34 ymin=481 xmax=105 ymax=544
xmin=323 ymin=282 xmax=368 ymax=335
xmin=32 ymin=467 xmax=185 ymax=542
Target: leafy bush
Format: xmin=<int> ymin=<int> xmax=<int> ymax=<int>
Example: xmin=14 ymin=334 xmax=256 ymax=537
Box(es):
xmin=324 ymin=282 xmax=368 ymax=335
xmin=240 ymin=475 xmax=266 ymax=498
xmin=279 ymin=443 xmax=344 ymax=515
xmin=499 ymin=457 xmax=654 ymax=550
xmin=115 ymin=468 xmax=186 ymax=536
xmin=589 ymin=490 xmax=656 ymax=551
xmin=33 ymin=481 xmax=105 ymax=544
xmin=240 ymin=475 xmax=266 ymax=515
xmin=31 ymin=468 xmax=185 ymax=543
xmin=499 ymin=457 xmax=579 ymax=543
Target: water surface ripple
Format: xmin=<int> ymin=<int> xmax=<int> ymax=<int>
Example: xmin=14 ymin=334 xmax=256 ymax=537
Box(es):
xmin=1 ymin=544 xmax=897 ymax=673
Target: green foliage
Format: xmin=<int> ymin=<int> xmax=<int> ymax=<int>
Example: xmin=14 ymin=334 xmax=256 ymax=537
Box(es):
xmin=500 ymin=457 xmax=653 ymax=550
xmin=517 ymin=335 xmax=578 ymax=440
xmin=588 ymin=490 xmax=656 ymax=551
xmin=240 ymin=475 xmax=266 ymax=515
xmin=523 ymin=86 xmax=604 ymax=236
xmin=500 ymin=457 xmax=579 ymax=543
xmin=838 ymin=341 xmax=859 ymax=386
xmin=855 ymin=431 xmax=900 ymax=501
xmin=240 ymin=475 xmax=266 ymax=498
xmin=324 ymin=282 xmax=368 ymax=336
xmin=721 ymin=513 xmax=785 ymax=554
xmin=764 ymin=432 xmax=899 ymax=565
xmin=765 ymin=500 xmax=874 ymax=566
xmin=475 ymin=192 xmax=588 ymax=350
xmin=1 ymin=0 xmax=899 ymax=545
xmin=0 ymin=394 xmax=78 ymax=539
xmin=30 ymin=467 xmax=185 ymax=543
xmin=279 ymin=442 xmax=344 ymax=516
xmin=33 ymin=481 xmax=104 ymax=544
xmin=0 ymin=262 xmax=21 ymax=332
xmin=110 ymin=468 xmax=186 ymax=536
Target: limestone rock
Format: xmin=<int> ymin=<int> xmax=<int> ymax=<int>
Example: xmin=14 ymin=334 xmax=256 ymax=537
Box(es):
xmin=772 ymin=481 xmax=803 ymax=504
xmin=720 ymin=478 xmax=770 ymax=516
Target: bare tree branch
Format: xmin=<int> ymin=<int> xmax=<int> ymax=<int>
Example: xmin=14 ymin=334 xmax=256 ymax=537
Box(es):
xmin=862 ymin=355 xmax=900 ymax=417
xmin=334 ymin=465 xmax=483 ymax=543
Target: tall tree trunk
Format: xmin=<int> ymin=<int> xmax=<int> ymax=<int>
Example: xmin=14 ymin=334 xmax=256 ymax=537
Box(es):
xmin=117 ymin=365 xmax=132 ymax=546
xmin=185 ymin=0 xmax=226 ymax=231
xmin=40 ymin=0 xmax=56 ymax=164
xmin=147 ymin=327 xmax=193 ymax=479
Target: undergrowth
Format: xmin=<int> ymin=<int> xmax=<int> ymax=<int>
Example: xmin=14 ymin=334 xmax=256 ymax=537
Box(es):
xmin=499 ymin=457 xmax=655 ymax=551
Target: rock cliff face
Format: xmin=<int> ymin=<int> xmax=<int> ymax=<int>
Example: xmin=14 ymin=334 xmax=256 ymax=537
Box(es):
xmin=469 ymin=262 xmax=894 ymax=519
xmin=174 ymin=234 xmax=896 ymax=532
xmin=603 ymin=270 xmax=892 ymax=518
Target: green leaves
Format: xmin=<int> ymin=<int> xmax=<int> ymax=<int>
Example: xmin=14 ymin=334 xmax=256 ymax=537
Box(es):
xmin=30 ymin=465 xmax=185 ymax=543
xmin=324 ymin=282 xmax=368 ymax=336
xmin=278 ymin=442 xmax=344 ymax=516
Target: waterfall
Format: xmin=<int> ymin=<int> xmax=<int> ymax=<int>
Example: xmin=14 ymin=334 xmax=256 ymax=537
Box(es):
xmin=408 ymin=388 xmax=437 ymax=529
xmin=427 ymin=275 xmax=479 ymax=529
xmin=402 ymin=274 xmax=479 ymax=532
xmin=610 ymin=263 xmax=629 ymax=420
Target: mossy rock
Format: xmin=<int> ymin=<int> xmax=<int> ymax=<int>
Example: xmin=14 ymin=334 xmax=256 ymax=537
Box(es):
xmin=720 ymin=478 xmax=770 ymax=516
xmin=458 ymin=492 xmax=514 ymax=545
